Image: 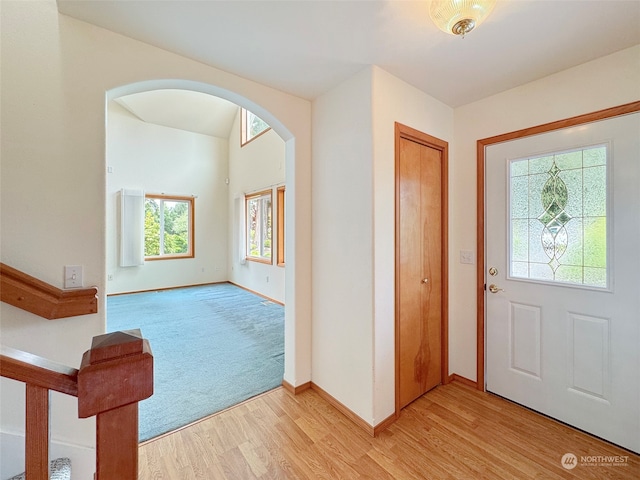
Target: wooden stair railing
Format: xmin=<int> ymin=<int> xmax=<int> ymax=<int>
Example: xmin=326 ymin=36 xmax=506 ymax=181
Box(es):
xmin=0 ymin=263 xmax=98 ymax=320
xmin=0 ymin=329 xmax=153 ymax=480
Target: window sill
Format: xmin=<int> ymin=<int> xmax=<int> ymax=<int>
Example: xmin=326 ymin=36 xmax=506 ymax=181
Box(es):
xmin=145 ymin=254 xmax=194 ymax=261
xmin=246 ymin=257 xmax=273 ymax=265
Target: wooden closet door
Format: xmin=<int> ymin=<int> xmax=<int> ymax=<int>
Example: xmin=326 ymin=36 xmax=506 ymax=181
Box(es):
xmin=397 ymin=136 xmax=442 ymax=409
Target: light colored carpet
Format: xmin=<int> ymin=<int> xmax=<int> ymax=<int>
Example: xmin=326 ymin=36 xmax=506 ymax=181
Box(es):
xmin=107 ymin=283 xmax=284 ymax=441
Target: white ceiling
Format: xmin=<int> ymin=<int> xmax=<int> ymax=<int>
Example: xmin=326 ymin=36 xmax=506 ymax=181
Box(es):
xmin=115 ymin=90 xmax=239 ymax=138
xmin=60 ymin=0 xmax=639 ymax=134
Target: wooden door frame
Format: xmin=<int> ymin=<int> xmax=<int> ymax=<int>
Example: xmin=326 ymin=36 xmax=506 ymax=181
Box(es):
xmin=475 ymin=101 xmax=640 ymax=391
xmin=395 ymin=122 xmax=449 ymax=416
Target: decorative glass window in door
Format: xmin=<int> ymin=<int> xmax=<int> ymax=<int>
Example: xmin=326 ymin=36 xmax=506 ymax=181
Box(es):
xmin=509 ymin=144 xmax=608 ymax=288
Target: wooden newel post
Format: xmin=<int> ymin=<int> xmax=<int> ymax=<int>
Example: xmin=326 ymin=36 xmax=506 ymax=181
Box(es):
xmin=77 ymin=329 xmax=153 ymax=480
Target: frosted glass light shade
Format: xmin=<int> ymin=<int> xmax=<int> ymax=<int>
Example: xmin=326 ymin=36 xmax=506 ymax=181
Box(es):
xmin=429 ymin=0 xmax=497 ymax=36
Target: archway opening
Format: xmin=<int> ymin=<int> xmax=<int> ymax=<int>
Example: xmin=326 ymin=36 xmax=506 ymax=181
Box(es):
xmin=105 ymin=80 xmax=294 ymax=440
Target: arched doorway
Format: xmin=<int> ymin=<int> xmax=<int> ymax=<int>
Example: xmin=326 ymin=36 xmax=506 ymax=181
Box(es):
xmin=104 ymin=80 xmax=304 ymax=439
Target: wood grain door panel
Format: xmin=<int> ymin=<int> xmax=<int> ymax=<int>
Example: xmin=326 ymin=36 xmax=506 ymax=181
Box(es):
xmin=397 ymin=135 xmax=442 ymax=409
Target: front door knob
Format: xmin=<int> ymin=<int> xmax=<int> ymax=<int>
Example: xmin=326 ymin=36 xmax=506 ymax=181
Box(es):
xmin=488 ymin=284 xmax=504 ymax=294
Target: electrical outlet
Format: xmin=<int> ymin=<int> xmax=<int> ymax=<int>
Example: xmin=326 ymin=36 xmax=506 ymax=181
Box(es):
xmin=64 ymin=265 xmax=83 ymax=288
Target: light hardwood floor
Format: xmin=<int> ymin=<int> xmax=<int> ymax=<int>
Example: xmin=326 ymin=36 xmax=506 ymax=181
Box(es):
xmin=138 ymin=382 xmax=639 ymax=479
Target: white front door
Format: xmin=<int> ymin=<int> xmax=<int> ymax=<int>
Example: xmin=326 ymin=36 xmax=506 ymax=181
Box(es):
xmin=485 ymin=112 xmax=640 ymax=453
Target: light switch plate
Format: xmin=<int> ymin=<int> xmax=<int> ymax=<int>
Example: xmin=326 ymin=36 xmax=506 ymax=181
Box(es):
xmin=64 ymin=265 xmax=83 ymax=288
xmin=460 ymin=250 xmax=475 ymax=265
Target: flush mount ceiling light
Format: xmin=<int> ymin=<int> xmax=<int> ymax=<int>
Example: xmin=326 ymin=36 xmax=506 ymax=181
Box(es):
xmin=429 ymin=0 xmax=497 ymax=37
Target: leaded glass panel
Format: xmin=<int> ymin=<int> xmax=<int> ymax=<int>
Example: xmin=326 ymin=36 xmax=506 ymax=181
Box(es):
xmin=509 ymin=145 xmax=608 ymax=288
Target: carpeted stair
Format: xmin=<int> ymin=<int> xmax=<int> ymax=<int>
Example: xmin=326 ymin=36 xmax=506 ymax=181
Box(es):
xmin=6 ymin=457 xmax=71 ymax=480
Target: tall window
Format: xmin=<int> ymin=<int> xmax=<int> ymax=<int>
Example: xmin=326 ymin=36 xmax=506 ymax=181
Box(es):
xmin=246 ymin=190 xmax=272 ymax=263
xmin=241 ymin=108 xmax=270 ymax=146
xmin=145 ymin=194 xmax=194 ymax=260
xmin=277 ymin=186 xmax=285 ymax=267
xmin=509 ymin=144 xmax=608 ymax=288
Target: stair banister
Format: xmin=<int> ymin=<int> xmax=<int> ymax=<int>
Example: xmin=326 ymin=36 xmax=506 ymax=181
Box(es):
xmin=0 ymin=330 xmax=153 ymax=480
xmin=78 ymin=330 xmax=153 ymax=479
xmin=1 ymin=346 xmax=79 ymax=479
xmin=0 ymin=262 xmax=98 ymax=320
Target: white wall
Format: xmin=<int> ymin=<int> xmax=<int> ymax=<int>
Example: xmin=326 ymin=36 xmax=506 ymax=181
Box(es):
xmin=106 ymin=102 xmax=229 ymax=294
xmin=450 ymin=45 xmax=640 ymax=382
xmin=227 ymin=110 xmax=286 ymax=303
xmin=311 ymin=50 xmax=638 ymax=426
xmin=312 ymin=67 xmax=375 ymax=422
xmin=311 ymin=66 xmax=454 ymax=426
xmin=0 ymin=2 xmax=312 ymax=477
xmin=371 ymin=66 xmax=454 ymax=424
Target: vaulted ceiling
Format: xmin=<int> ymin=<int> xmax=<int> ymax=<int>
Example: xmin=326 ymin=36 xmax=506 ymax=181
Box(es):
xmin=114 ymin=90 xmax=239 ymax=139
xmin=59 ymin=1 xmax=640 ymax=136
